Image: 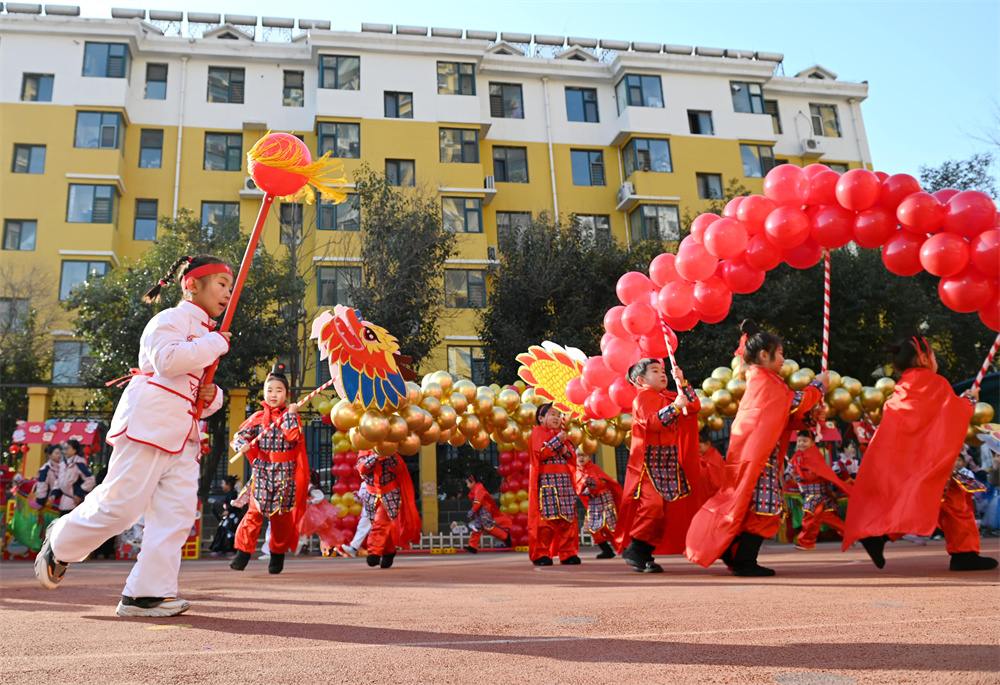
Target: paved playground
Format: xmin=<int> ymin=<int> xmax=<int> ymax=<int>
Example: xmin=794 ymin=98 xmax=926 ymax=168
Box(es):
xmin=1 ymin=539 xmax=997 ymax=685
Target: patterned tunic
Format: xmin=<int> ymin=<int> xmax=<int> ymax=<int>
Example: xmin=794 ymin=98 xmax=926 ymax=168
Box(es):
xmin=233 ymin=410 xmax=302 ymax=515
xmin=638 ymin=384 xmax=697 ymax=501
xmin=359 ymin=453 xmax=402 ymax=520
xmin=799 ymin=482 xmax=840 ymax=514
xmin=538 ymin=453 xmax=577 ymax=521
xmin=947 ymin=469 xmax=987 ymax=496
xmin=751 ymin=446 xmax=783 ymax=516
xmin=469 ymin=507 xmax=497 ymax=532
xmin=583 ymin=488 xmax=618 ymax=533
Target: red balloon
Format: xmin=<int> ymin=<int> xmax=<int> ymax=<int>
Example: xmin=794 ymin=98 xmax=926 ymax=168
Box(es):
xmin=333 ymin=452 xmax=346 ymax=465
xmin=498 ymin=450 xmax=514 ymax=464
xmin=604 ymin=336 xmax=642 ymax=374
xmin=720 ymin=257 xmax=766 ymax=294
xmin=703 ymin=218 xmax=749 ymax=259
xmin=939 ymin=265 xmax=996 ymax=313
xmin=603 ymin=305 xmax=628 ymax=338
xmin=722 ymin=197 xmax=744 ymax=219
xmin=499 ymin=480 xmax=511 ymax=493
xmin=919 ymin=233 xmax=971 ymax=278
xmin=745 ymin=232 xmax=784 ymax=271
xmin=498 ymin=463 xmax=511 ymax=478
xmin=932 ymin=188 xmax=961 ymax=204
xmin=693 ymin=277 xmax=732 ymax=317
xmin=662 ymin=311 xmax=700 ymax=332
xmin=836 ymin=169 xmax=881 ymax=211
xmin=649 ymin=253 xmax=679 ymax=287
xmin=600 ymin=332 xmax=614 ymax=354
xmin=675 ymin=238 xmax=719 ymax=282
xmin=516 ymin=512 xmax=528 ymax=526
xmin=881 ymin=230 xmax=926 ymax=276
xmin=852 ymin=207 xmax=897 ymax=249
xmin=736 ymin=195 xmax=775 ymax=236
xmin=874 ymin=171 xmax=889 ymax=182
xmin=582 ymin=356 xmax=617 ymax=390
xmin=320 ymin=413 xmax=333 ymax=425
xmin=585 ymin=389 xmax=619 ymax=420
xmin=690 ymin=213 xmax=721 ymax=244
xmin=784 ymin=238 xmax=823 ymax=269
xmin=980 ymin=291 xmax=1000 ymax=332
xmin=880 ymin=174 xmax=922 ymax=213
xmin=343 ymin=515 xmax=358 ymax=530
xmin=565 ymin=376 xmax=589 ymax=405
xmin=516 ymin=450 xmax=529 ymax=461
xmin=616 ymin=271 xmax=651 ymax=306
xmin=699 ymin=307 xmax=730 ymax=324
xmin=249 ymin=132 xmax=313 ymax=197
xmin=970 ymin=229 xmax=1000 ymax=277
xmin=344 ymin=451 xmax=359 ymax=465
xmin=621 ymin=301 xmax=656 ymax=336
xmin=638 ymin=327 xmax=673 ymax=357
xmin=897 ymin=192 xmax=945 ymax=234
xmin=658 ymin=280 xmax=695 ymax=318
xmin=944 ymin=191 xmax=998 ymax=239
xmin=764 ymin=206 xmax=810 ymax=248
xmin=333 ymin=481 xmax=348 ymax=495
xmin=510 ymin=460 xmax=524 ymax=474
xmin=803 ymin=163 xmax=832 ymax=179
xmin=810 ymin=205 xmax=855 ymax=249
xmin=806 ymin=170 xmax=840 ymax=207
xmin=609 ymin=376 xmax=638 ymax=410
xmin=764 ymin=164 xmax=810 ymax=207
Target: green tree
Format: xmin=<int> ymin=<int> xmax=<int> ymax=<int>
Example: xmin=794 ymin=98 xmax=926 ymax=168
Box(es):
xmin=681 ymin=177 xmax=754 ymax=234
xmin=919 ymin=152 xmax=997 ymax=199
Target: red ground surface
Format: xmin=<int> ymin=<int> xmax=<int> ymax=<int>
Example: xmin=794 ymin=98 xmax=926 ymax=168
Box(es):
xmin=1 ymin=539 xmax=998 ymax=685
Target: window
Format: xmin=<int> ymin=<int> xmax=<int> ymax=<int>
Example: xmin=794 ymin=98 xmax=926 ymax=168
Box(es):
xmin=623 ymin=138 xmax=673 ymax=177
xmin=133 ymin=200 xmax=158 ymax=241
xmin=316 ymin=349 xmax=332 ymax=386
xmin=448 ymin=346 xmax=487 ymax=385
xmin=204 ymin=133 xmax=243 ymax=171
xmin=445 ymin=270 xmax=486 ymax=308
xmin=59 ymin=261 xmax=108 ymax=301
xmin=319 ymin=195 xmax=360 ymax=231
xmin=629 ymin=205 xmax=680 ymax=243
xmin=615 ymin=74 xmax=663 ymax=114
xmin=201 ymin=202 xmax=239 ymax=228
xmin=145 ymin=63 xmax=167 ymax=99
xmin=731 ymin=81 xmax=764 ymax=114
xmin=12 ymin=145 xmax=45 ymax=174
xmin=439 ymin=128 xmax=479 ymax=163
xmin=384 ymin=91 xmax=413 ymax=118
xmin=740 ymin=144 xmax=776 ymax=178
xmin=489 ymin=83 xmax=524 ymax=119
xmin=21 ymin=74 xmax=53 ymax=102
xmin=496 ymin=211 xmax=531 ymax=245
xmin=442 ymin=198 xmax=482 ymax=233
xmin=437 ymin=61 xmax=476 ymax=95
xmin=283 ymin=71 xmax=304 ymax=107
xmin=765 ymin=100 xmax=782 ymax=135
xmin=318 ymin=122 xmax=360 ymax=159
xmin=52 ymin=341 xmax=93 ymax=384
xmin=279 ymin=203 xmax=303 ymax=245
xmin=67 ymin=185 xmax=115 ymax=223
xmin=385 ymin=160 xmax=415 ymax=187
xmin=207 ymin=67 xmax=245 ymax=104
xmin=565 ymin=87 xmax=599 ymax=123
xmin=0 ymin=298 xmax=29 ymax=334
xmin=688 ymin=110 xmax=714 ymax=135
xmin=696 ymin=173 xmax=723 ymax=200
xmin=810 ymin=103 xmax=842 ymax=137
xmin=574 ymin=214 xmax=611 ymax=241
xmin=827 ymin=163 xmax=850 ymax=174
xmin=74 ymin=112 xmax=122 ymax=150
xmin=139 ymin=129 xmax=163 ymax=169
xmin=3 ymin=220 xmax=36 ymax=251
xmin=83 ymin=43 xmax=129 ymax=78
xmin=318 ymin=266 xmax=361 ymax=307
xmin=570 ymin=150 xmax=605 ymax=186
xmin=492 ymin=146 xmax=528 ymax=183
xmin=319 ymin=55 xmax=360 ymax=90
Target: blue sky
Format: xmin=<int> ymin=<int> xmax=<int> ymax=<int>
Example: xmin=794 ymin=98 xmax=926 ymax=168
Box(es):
xmin=74 ymin=0 xmax=1000 ymax=178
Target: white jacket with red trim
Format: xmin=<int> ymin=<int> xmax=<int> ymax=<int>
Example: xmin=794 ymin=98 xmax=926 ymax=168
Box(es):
xmin=108 ymin=300 xmax=229 ymax=454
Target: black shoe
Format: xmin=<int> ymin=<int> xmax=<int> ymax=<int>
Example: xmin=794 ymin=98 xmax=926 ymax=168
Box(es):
xmin=229 ymin=550 xmax=251 ymax=571
xmin=633 ymin=561 xmax=664 ymax=574
xmin=532 ymin=556 xmax=553 ymax=566
xmin=622 ymin=539 xmax=653 ymax=569
xmin=733 ymin=563 xmax=776 ymax=577
xmin=732 ymin=533 xmax=775 ymax=577
xmin=596 ymin=542 xmax=615 ymax=559
xmin=268 ymin=553 xmax=285 ymax=575
xmin=720 ymin=535 xmax=740 ymax=569
xmin=560 ymin=555 xmax=581 ymax=565
xmin=860 ymin=536 xmax=888 ymax=569
xmin=366 ymin=554 xmax=381 ymax=567
xmin=949 ymin=552 xmax=999 ymax=571
xmin=500 ymin=533 xmax=514 ymax=549
xmin=464 ymin=545 xmax=478 ymax=554
xmin=380 ymin=552 xmax=396 ymax=569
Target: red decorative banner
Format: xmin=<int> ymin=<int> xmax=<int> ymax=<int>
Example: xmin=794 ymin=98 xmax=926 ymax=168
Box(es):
xmin=12 ymin=421 xmax=100 ymax=446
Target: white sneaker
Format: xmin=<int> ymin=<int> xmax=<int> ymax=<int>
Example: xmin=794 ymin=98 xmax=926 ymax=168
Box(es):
xmin=34 ymin=522 xmax=69 ymax=590
xmin=116 ymin=596 xmax=190 ymax=617
xmin=258 ymin=553 xmax=270 ymax=560
xmin=339 ymin=544 xmax=357 ymax=557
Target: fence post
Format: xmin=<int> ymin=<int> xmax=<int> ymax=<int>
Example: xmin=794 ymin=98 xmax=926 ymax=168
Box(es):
xmin=227 ymin=389 xmax=249 ymax=482
xmin=419 ymin=443 xmax=438 ymax=534
xmin=23 ymin=386 xmax=53 ymax=476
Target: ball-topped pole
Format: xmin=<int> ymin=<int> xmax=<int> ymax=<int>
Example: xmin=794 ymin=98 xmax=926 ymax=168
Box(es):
xmin=248 ymin=132 xmax=312 ymax=198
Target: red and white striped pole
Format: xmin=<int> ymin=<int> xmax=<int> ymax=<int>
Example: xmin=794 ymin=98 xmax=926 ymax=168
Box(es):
xmin=821 ymin=248 xmax=831 ymax=374
xmin=972 ymin=332 xmax=1000 ymax=394
xmin=659 ymin=318 xmax=688 ymax=416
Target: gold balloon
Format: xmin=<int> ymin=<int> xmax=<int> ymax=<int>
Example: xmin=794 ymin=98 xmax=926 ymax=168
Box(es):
xmin=437 ymin=428 xmax=453 ymax=443
xmin=702 ymin=377 xmax=723 ymax=394
xmin=828 ymin=388 xmax=853 ymax=411
xmin=726 ymin=378 xmax=747 ymax=400
xmin=867 ymin=407 xmax=882 ymax=425
xmin=711 ymin=388 xmax=733 ymax=409
xmin=799 ymin=367 xmax=816 ymax=382
xmin=358 ymin=410 xmax=390 ymax=443
xmin=697 ymin=417 xmax=706 ymax=431
xmin=448 ymin=392 xmax=469 ymax=414
xmin=386 ymin=415 xmax=409 ymax=442
xmin=401 ymin=405 xmax=428 ymax=431
xmin=419 ymin=422 xmax=441 ymax=445
xmin=458 ymin=413 xmax=481 ymax=437
xmin=875 ymin=377 xmax=895 ymax=397
xmin=477 ymin=385 xmax=496 ymax=399
xmin=587 ymin=419 xmax=608 ymax=438
xmin=499 ymin=423 xmax=520 ymax=442
xmin=973 ymin=402 xmax=995 ymax=424
xmin=398 ymin=433 xmax=421 ymax=456
xmin=600 ymin=424 xmax=619 ymax=445
xmin=332 ymin=399 xmax=361 ymax=431
xmin=711 ymin=367 xmax=733 ymax=384
xmin=823 ymin=401 xmax=838 ymax=418
xmin=430 ymin=370 xmax=454 ymax=395
xmin=581 ymin=436 xmax=599 ymax=455
xmin=421 ymin=382 xmax=444 ymax=402
xmin=436 ymin=404 xmax=458 ymax=430
xmin=420 ymin=395 xmax=442 ymax=417
xmin=375 ymin=440 xmax=398 ymax=456
xmin=617 ymin=413 xmax=633 ymax=432
xmin=780 ymin=359 xmax=800 ymax=378
xmin=515 ymin=429 xmax=531 ymax=450
xmin=454 ymin=379 xmax=478 ymax=403
xmin=707 ymin=415 xmax=724 ymax=432
xmin=349 ymin=427 xmax=377 ymax=451
xmin=966 ymin=425 xmax=984 ymax=446
xmin=489 ymin=383 xmax=502 ymax=395
xmin=826 ymin=370 xmax=842 ymax=389
xmin=860 ymin=387 xmax=884 ymax=411
xmin=515 ymin=402 xmax=538 ymax=427
xmin=449 ymin=431 xmax=468 ymax=447
xmin=469 ymin=429 xmax=491 ymax=451
xmin=487 ymin=406 xmax=509 ymax=429
xmin=521 ymin=387 xmax=539 ymax=405
xmin=405 ymin=381 xmax=422 ymax=406
xmin=497 ymin=389 xmax=521 ymax=412
xmin=514 ymin=380 xmax=526 ymax=392
xmin=472 ymin=393 xmax=494 ymax=417
xmin=497 ymin=441 xmax=515 ymax=453
xmin=719 ymin=402 xmax=738 ymax=418
xmin=567 ymin=425 xmax=584 ymax=447
xmin=839 ymin=402 xmax=862 ymax=422
xmin=840 ymin=377 xmax=862 ymax=398
xmin=730 ymin=355 xmax=743 ymax=371
xmin=698 ymin=398 xmax=716 ymax=418
xmin=788 ymin=371 xmax=812 ymax=391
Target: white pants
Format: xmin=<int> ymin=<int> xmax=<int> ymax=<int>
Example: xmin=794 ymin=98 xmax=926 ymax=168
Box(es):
xmin=349 ymin=511 xmax=372 ymax=550
xmin=49 ymin=436 xmax=199 ymax=599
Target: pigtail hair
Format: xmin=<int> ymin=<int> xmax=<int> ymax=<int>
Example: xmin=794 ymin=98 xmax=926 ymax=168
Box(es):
xmin=142 ymin=256 xmax=191 ymax=304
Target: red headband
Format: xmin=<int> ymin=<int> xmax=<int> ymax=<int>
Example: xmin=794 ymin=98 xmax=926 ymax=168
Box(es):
xmin=183 ymin=263 xmax=233 ymax=288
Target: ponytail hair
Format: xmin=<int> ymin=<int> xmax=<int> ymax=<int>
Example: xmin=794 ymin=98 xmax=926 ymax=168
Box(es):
xmin=739 ymin=319 xmax=783 ymax=366
xmin=884 ymin=329 xmax=929 ymax=374
xmin=142 ymin=254 xmax=228 ymax=304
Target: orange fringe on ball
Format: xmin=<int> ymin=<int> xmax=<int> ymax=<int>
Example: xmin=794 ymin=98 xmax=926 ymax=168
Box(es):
xmin=247 ymin=132 xmax=348 ymax=204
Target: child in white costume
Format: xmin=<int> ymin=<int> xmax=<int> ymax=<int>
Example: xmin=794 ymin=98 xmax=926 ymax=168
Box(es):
xmin=35 ymin=255 xmax=233 ymax=618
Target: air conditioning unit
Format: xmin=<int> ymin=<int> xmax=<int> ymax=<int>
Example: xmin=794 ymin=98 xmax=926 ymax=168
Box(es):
xmin=801 ymin=138 xmax=824 ymax=159
xmin=616 ymin=181 xmax=635 ymax=206
xmin=484 ymin=175 xmax=496 ymax=190
xmin=240 ymin=176 xmax=265 ymax=199
xmin=487 ymin=246 xmax=497 ymax=261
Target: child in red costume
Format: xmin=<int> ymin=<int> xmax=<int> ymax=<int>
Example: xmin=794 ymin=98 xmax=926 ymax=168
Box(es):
xmin=685 ymin=320 xmax=829 ymax=577
xmin=463 ymin=474 xmax=512 ymax=554
xmin=790 ymin=431 xmax=853 ymax=550
xmin=527 ymin=404 xmax=580 ymax=566
xmin=356 ymin=450 xmax=421 ymax=568
xmin=614 ymin=358 xmax=701 ymax=573
xmin=573 ymin=450 xmax=623 ymax=559
xmin=229 ymin=364 xmax=310 ymax=575
xmin=843 ymin=333 xmax=997 ymax=572
xmin=698 ymin=432 xmax=726 ymax=500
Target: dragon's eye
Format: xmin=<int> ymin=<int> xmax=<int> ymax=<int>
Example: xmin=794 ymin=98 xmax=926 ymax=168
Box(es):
xmin=363 ymin=327 xmax=378 ymax=342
